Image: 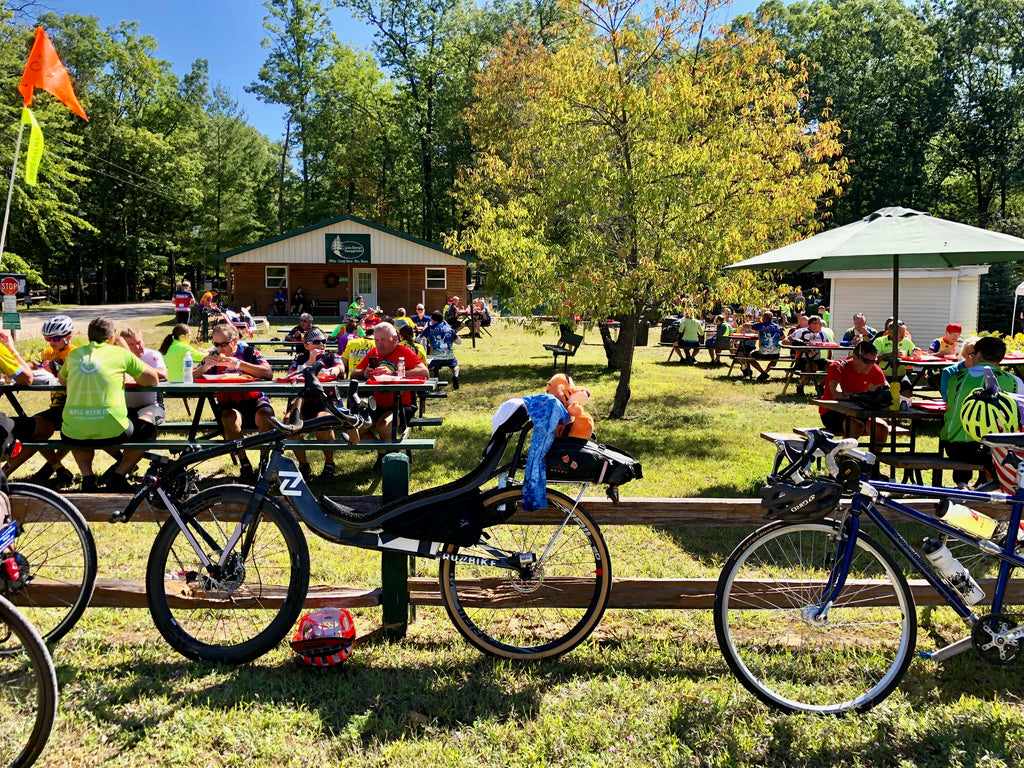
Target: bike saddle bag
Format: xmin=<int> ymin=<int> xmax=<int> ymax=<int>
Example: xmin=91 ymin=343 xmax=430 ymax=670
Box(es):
xmin=537 ymin=438 xmax=643 ymax=486
xmin=380 ymin=488 xmax=486 ymax=548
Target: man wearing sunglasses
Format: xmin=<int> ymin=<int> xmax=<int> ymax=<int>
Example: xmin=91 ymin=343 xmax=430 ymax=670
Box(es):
xmin=196 ymin=324 xmax=274 ymax=481
xmin=818 ymin=340 xmax=890 ymax=443
xmin=285 ymin=328 xmax=350 ymax=479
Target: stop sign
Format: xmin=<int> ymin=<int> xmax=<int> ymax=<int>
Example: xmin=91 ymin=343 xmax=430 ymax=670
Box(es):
xmin=0 ymin=277 xmax=19 ymax=296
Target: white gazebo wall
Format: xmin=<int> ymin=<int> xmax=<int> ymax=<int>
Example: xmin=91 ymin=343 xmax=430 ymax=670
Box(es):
xmin=826 ymin=266 xmax=988 ymax=345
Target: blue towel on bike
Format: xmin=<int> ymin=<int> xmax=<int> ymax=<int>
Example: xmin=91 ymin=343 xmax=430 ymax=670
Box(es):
xmin=521 ymin=394 xmax=571 ymax=511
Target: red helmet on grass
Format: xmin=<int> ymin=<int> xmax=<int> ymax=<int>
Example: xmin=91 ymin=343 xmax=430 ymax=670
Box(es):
xmin=290 ymin=607 xmax=356 ymax=667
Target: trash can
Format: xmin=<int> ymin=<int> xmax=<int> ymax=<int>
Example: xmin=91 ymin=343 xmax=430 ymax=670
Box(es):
xmin=635 ymin=320 xmax=650 ymax=347
xmin=660 ymin=317 xmax=680 ymax=346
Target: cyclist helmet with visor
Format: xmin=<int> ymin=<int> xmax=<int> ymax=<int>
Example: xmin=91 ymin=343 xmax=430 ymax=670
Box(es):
xmin=41 ymin=315 xmax=74 ymax=338
xmin=760 ymin=479 xmax=842 ymax=522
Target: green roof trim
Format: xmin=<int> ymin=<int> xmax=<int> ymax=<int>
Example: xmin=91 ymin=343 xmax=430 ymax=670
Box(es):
xmin=216 ymin=214 xmax=465 ymax=262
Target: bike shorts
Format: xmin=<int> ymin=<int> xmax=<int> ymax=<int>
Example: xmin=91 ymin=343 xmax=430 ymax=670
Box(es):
xmin=216 ymin=399 xmax=274 ymax=429
xmin=60 ymin=421 xmax=135 ymax=447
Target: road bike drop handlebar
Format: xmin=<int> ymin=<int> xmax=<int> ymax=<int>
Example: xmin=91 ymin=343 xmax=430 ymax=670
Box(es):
xmin=768 ymin=428 xmax=874 ymax=488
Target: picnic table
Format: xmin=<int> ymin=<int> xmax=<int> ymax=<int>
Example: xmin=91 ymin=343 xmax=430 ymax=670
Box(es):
xmin=778 ymin=342 xmax=851 ymax=395
xmin=1 ymin=377 xmax=441 ymax=444
xmin=812 ymin=397 xmax=954 ymax=481
xmin=903 ymin=352 xmax=1024 ymax=390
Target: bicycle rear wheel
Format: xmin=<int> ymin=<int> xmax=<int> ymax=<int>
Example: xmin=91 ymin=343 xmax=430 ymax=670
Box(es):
xmin=714 ymin=519 xmax=916 ymax=714
xmin=439 ymin=487 xmax=611 ymax=660
xmin=0 ymin=595 xmax=58 ymax=768
xmin=4 ymin=482 xmax=97 ymax=648
xmin=146 ymin=485 xmax=309 ymax=664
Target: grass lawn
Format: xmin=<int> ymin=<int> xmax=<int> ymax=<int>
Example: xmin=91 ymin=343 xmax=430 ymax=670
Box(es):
xmin=9 ymin=312 xmax=1023 ymax=767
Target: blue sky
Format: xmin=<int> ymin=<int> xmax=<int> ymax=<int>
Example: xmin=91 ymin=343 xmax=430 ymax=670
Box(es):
xmin=46 ymin=0 xmax=770 ymax=140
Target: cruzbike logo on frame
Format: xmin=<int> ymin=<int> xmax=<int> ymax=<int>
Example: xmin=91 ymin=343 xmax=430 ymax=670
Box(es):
xmin=278 ymin=469 xmax=304 ymax=497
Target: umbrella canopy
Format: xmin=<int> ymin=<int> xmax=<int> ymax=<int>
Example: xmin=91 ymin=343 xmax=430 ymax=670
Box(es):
xmin=729 ymin=207 xmax=1024 ymax=273
xmin=728 ymin=207 xmax=1024 ymax=378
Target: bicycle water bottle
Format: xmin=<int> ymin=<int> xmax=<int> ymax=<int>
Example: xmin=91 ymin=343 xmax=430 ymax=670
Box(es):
xmin=889 ymin=381 xmax=901 ymax=411
xmin=922 ymin=538 xmax=985 ymax=605
xmin=182 ymin=352 xmax=194 ymax=384
xmin=937 ymin=498 xmax=997 ymax=539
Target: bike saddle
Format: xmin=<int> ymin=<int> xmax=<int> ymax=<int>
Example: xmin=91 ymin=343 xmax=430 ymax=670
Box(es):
xmin=982 ymin=432 xmax=1024 ymax=450
xmin=320 ymin=405 xmax=532 ymax=528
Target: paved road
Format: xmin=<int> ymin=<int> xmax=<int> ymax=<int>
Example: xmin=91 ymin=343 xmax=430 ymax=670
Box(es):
xmin=11 ymin=302 xmax=168 ymax=338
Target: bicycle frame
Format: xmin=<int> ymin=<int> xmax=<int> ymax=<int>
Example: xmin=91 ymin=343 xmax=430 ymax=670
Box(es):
xmin=814 ymin=473 xmax=1024 ymax=642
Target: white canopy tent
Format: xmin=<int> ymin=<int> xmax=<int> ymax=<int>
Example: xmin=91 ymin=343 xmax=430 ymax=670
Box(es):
xmin=1013 ymin=281 xmax=1024 ymax=337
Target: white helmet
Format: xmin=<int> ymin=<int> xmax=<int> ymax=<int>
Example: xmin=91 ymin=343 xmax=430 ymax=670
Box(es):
xmin=41 ymin=315 xmax=74 ymax=338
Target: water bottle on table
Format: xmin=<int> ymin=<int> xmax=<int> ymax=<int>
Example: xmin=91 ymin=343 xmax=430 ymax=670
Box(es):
xmin=182 ymin=351 xmax=194 ymax=384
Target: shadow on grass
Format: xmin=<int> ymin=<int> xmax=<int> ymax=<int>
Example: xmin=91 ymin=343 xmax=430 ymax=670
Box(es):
xmin=68 ymin=638 xmax=721 ymax=749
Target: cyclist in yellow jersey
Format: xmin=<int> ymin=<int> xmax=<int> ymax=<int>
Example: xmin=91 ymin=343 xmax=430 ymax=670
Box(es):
xmin=0 ymin=331 xmax=31 ymax=385
xmin=59 ymin=317 xmax=159 ymax=492
xmin=7 ymin=316 xmax=76 ymax=486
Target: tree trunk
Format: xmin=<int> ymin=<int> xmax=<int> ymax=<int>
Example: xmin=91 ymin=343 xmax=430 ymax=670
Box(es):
xmin=278 ymin=119 xmax=291 ymax=235
xmin=602 ymin=312 xmax=641 ymax=418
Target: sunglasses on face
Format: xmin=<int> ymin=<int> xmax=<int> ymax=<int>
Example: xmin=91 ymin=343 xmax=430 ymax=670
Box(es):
xmin=44 ymin=335 xmax=66 ymax=342
xmin=307 ymin=340 xmax=325 ymax=347
xmin=855 ymin=353 xmax=878 ymax=364
xmin=213 ymin=340 xmax=234 ymax=349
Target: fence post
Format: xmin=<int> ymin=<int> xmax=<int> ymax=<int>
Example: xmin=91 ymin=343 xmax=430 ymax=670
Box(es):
xmin=380 ymin=452 xmax=410 ymax=639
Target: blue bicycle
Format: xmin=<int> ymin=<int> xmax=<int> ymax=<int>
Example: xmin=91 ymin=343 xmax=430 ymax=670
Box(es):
xmin=714 ymin=428 xmax=1023 ymax=714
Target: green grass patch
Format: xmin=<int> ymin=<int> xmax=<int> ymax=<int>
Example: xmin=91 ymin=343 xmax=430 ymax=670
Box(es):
xmin=10 ymin=314 xmax=1021 ymax=767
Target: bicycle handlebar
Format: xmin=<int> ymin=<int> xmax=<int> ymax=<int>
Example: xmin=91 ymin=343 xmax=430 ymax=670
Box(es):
xmin=770 ymin=428 xmax=875 ymax=483
xmin=267 ymin=364 xmax=371 ymax=435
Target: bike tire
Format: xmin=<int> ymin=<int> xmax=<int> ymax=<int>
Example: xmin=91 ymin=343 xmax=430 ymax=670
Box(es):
xmin=145 ymin=484 xmax=310 ymax=665
xmin=439 ymin=487 xmax=612 ymax=660
xmin=0 ymin=595 xmax=58 ymax=768
xmin=714 ymin=519 xmax=917 ymax=714
xmin=3 ymin=482 xmax=97 ymax=648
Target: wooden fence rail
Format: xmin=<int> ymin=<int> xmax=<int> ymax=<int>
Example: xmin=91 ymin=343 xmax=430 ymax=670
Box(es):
xmin=13 ymin=493 xmax=1022 ymax=615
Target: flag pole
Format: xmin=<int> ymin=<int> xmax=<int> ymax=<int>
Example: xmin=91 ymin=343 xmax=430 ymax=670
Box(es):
xmin=0 ymin=117 xmax=26 ymax=270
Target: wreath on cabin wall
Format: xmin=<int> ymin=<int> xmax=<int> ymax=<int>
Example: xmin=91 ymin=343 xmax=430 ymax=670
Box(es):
xmin=323 ymin=272 xmax=340 ymax=288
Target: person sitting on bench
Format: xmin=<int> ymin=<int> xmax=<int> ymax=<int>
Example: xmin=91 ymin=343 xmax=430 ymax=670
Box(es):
xmin=59 ymin=317 xmax=160 ymax=492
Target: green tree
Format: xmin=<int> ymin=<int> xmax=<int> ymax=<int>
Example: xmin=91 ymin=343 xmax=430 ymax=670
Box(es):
xmin=746 ymin=0 xmax=947 ymax=225
xmin=340 ymin=0 xmax=495 ymax=241
xmin=925 ymin=0 xmax=1024 ymax=227
xmin=451 ymin=0 xmax=845 ymax=417
xmin=249 ymin=0 xmax=333 ymax=230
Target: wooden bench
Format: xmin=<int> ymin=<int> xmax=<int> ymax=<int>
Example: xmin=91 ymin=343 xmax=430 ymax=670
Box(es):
xmin=542 ymin=325 xmax=584 ymax=372
xmin=874 ymin=453 xmax=985 ymax=486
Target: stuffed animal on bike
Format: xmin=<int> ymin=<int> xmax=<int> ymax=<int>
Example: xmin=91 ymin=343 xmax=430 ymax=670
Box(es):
xmin=546 ymin=374 xmax=594 ymax=440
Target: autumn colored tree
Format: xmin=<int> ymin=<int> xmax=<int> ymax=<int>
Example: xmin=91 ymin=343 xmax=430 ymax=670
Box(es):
xmin=451 ymin=0 xmax=846 ymax=417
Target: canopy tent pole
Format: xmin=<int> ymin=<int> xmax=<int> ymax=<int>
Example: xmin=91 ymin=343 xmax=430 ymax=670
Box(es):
xmin=890 ymin=254 xmax=900 ymax=383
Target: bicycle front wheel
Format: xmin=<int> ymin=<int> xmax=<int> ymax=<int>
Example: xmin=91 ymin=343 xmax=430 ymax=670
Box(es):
xmin=146 ymin=485 xmax=310 ymax=664
xmin=0 ymin=595 xmax=58 ymax=768
xmin=714 ymin=520 xmax=916 ymax=714
xmin=439 ymin=487 xmax=612 ymax=660
xmin=4 ymin=482 xmax=97 ymax=648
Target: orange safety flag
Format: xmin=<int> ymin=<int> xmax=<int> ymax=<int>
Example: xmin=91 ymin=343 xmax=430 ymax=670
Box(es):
xmin=17 ymin=27 xmax=88 ymax=121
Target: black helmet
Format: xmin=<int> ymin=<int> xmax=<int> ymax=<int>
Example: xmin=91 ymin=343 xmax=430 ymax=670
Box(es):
xmin=760 ymin=480 xmax=842 ymax=522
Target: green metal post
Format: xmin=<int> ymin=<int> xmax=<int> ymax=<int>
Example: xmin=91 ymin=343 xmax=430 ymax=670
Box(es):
xmin=380 ymin=452 xmax=410 ymax=639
